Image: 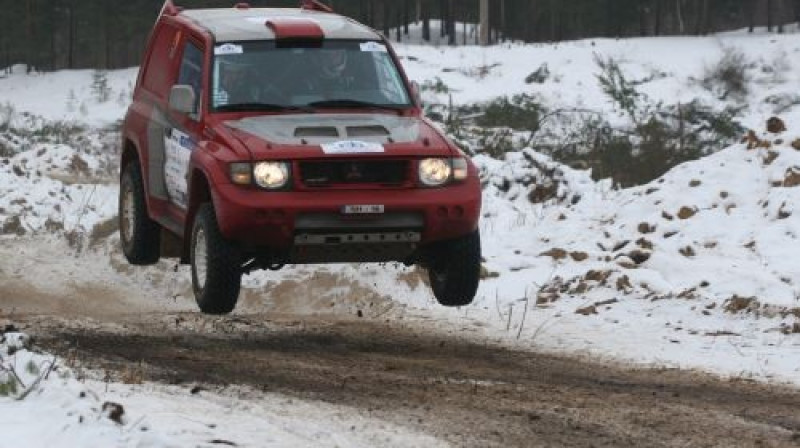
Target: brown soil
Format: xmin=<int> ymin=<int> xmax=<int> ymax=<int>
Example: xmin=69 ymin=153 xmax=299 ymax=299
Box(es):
xmin=12 ymin=311 xmax=800 ymax=448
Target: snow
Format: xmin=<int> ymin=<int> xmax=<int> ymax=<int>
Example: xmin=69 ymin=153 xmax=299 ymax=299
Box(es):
xmin=0 ymin=332 xmax=446 ymax=447
xmin=2 ymin=28 xmax=800 ymax=445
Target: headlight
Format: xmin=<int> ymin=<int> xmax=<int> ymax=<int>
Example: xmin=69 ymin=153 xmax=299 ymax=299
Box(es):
xmin=419 ymin=158 xmax=452 ymax=186
xmin=253 ymin=161 xmax=290 ymax=189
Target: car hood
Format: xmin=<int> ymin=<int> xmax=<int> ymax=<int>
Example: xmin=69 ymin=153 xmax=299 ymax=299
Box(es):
xmin=223 ymin=113 xmax=454 ymax=159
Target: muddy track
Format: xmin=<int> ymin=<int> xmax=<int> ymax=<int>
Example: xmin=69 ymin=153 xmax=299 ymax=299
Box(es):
xmin=20 ymin=313 xmax=800 ymax=448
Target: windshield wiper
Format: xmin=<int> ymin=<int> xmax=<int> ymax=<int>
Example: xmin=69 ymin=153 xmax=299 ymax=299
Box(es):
xmin=215 ymin=103 xmax=314 ymax=113
xmin=307 ymin=99 xmax=406 ymax=110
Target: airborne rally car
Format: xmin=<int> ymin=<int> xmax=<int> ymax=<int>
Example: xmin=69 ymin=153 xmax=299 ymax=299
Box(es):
xmin=119 ymin=0 xmax=482 ymax=314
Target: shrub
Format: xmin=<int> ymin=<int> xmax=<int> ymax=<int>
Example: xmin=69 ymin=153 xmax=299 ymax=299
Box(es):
xmin=525 ymin=63 xmax=551 ymax=84
xmin=420 ymin=77 xmax=450 ymax=94
xmin=595 ymin=55 xmax=645 ymax=121
xmin=476 ymin=94 xmax=543 ymax=132
xmin=0 ymin=102 xmax=16 ymax=131
xmin=91 ymin=70 xmax=112 ymax=103
xmin=701 ymin=48 xmax=751 ymax=101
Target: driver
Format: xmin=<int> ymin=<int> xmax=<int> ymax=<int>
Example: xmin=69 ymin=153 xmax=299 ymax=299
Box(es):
xmin=214 ymin=59 xmax=255 ymax=106
xmin=303 ymin=48 xmax=354 ymax=93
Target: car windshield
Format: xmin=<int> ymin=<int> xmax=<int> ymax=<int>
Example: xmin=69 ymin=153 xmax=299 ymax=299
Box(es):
xmin=211 ymin=40 xmax=412 ymax=112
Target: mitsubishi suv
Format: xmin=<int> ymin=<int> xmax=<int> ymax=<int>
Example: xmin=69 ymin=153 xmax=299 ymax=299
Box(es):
xmin=119 ymin=0 xmax=482 ymax=314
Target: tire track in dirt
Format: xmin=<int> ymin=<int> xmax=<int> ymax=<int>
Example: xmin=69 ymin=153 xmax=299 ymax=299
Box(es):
xmin=25 ymin=314 xmax=800 ymax=448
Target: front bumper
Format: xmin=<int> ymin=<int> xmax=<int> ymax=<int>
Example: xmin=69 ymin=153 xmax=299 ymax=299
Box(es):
xmin=211 ymin=179 xmax=481 ymax=255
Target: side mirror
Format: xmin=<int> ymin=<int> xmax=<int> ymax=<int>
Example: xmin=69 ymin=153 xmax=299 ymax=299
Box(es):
xmin=410 ymin=81 xmax=423 ymax=108
xmin=169 ymin=85 xmax=197 ymax=115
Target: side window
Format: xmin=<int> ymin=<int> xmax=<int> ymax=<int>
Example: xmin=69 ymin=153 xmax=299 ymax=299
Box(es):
xmin=141 ymin=24 xmax=180 ymax=99
xmin=177 ymin=41 xmax=204 ymax=115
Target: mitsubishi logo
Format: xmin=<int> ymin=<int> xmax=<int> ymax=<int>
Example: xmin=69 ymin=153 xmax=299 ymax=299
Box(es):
xmin=344 ymin=162 xmax=365 ymax=181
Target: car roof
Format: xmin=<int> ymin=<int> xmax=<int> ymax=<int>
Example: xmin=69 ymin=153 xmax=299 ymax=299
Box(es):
xmin=180 ymin=8 xmax=382 ymax=42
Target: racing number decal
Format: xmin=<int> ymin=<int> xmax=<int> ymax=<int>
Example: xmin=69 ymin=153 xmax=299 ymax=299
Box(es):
xmin=164 ymin=129 xmax=194 ymax=209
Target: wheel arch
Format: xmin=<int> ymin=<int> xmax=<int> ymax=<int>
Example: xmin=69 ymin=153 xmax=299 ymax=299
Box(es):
xmin=183 ymin=167 xmax=213 ymax=262
xmin=120 ymin=138 xmax=141 ymax=177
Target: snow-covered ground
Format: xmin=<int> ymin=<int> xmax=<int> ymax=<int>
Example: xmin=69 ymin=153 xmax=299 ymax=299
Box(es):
xmin=0 ymin=330 xmax=445 ymax=447
xmin=2 ymin=30 xmax=800 ymax=446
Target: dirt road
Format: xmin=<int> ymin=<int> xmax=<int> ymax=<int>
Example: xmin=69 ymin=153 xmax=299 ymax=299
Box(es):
xmin=2 ymin=237 xmax=798 ymax=447
xmin=12 ymin=310 xmax=799 ymax=448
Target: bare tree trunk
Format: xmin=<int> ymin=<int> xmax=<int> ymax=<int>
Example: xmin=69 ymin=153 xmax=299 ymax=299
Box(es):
xmin=500 ymin=0 xmax=506 ymax=42
xmin=699 ymin=0 xmax=710 ymax=35
xmin=447 ymin=0 xmax=456 ymax=45
xmin=638 ymin=3 xmax=647 ymax=36
xmin=655 ymin=0 xmax=663 ymax=35
xmin=776 ymin=0 xmax=784 ymax=32
xmin=403 ymin=0 xmax=410 ymax=35
xmin=440 ymin=0 xmax=447 ymax=38
xmin=795 ymin=0 xmax=800 ymax=23
xmin=422 ymin=0 xmax=430 ymax=41
xmin=382 ymin=0 xmax=390 ymax=37
xmin=767 ymin=0 xmax=774 ymax=31
xmin=748 ymin=0 xmax=756 ymax=32
xmin=25 ymin=0 xmax=33 ymax=72
xmin=104 ymin=0 xmax=112 ymax=69
xmin=67 ymin=0 xmax=76 ymax=70
xmin=396 ymin=8 xmax=402 ymax=41
xmin=367 ymin=1 xmax=374 ymax=29
xmin=479 ymin=0 xmax=489 ymax=46
xmin=704 ymin=0 xmax=714 ymax=34
xmin=676 ymin=0 xmax=685 ymax=33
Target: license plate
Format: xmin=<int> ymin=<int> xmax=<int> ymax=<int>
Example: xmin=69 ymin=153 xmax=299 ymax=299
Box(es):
xmin=342 ymin=204 xmax=385 ymax=215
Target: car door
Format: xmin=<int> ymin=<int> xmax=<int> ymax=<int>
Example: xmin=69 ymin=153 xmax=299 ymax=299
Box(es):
xmin=163 ymin=35 xmax=206 ymax=226
xmin=137 ymin=21 xmax=182 ymax=225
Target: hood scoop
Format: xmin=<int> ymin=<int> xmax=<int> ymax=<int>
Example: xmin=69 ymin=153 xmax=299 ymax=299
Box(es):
xmin=226 ymin=113 xmax=420 ymax=146
xmin=346 ymin=125 xmax=390 ymax=137
xmin=294 ymin=126 xmax=340 ymax=138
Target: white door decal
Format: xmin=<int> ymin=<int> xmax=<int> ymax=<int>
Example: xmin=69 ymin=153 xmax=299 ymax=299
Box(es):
xmin=164 ymin=129 xmax=193 ymax=209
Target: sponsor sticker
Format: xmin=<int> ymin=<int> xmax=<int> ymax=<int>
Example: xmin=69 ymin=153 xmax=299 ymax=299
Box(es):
xmin=164 ymin=129 xmax=194 ymax=209
xmin=214 ymin=43 xmax=244 ymax=55
xmin=320 ymin=140 xmax=385 ymax=155
xmin=360 ymin=41 xmax=388 ymax=53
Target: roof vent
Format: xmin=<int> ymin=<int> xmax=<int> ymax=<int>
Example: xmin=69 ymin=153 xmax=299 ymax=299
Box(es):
xmin=266 ymin=18 xmax=325 ymax=40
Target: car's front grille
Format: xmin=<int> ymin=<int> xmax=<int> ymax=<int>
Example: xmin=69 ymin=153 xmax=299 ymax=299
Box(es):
xmin=298 ymin=160 xmax=410 ymax=188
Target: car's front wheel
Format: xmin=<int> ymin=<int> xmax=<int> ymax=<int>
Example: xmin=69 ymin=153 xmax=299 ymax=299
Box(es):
xmin=191 ymin=203 xmax=242 ymax=315
xmin=427 ymin=231 xmax=481 ymax=307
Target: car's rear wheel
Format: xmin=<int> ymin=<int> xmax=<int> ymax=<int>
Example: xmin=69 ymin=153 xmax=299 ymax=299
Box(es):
xmin=119 ymin=162 xmax=160 ymax=265
xmin=191 ymin=203 xmax=242 ymax=315
xmin=427 ymin=231 xmax=481 ymax=307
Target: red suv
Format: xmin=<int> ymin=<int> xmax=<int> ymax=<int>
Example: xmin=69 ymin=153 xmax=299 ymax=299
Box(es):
xmin=119 ymin=0 xmax=482 ymax=314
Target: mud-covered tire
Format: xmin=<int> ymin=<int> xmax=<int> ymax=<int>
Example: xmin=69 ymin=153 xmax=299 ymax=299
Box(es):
xmin=119 ymin=162 xmax=161 ymax=265
xmin=190 ymin=203 xmax=242 ymax=315
xmin=427 ymin=231 xmax=481 ymax=307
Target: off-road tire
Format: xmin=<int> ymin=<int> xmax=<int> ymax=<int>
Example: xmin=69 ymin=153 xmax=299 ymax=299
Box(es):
xmin=119 ymin=162 xmax=161 ymax=265
xmin=191 ymin=203 xmax=242 ymax=315
xmin=427 ymin=231 xmax=481 ymax=307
